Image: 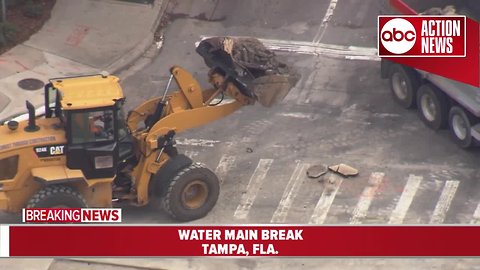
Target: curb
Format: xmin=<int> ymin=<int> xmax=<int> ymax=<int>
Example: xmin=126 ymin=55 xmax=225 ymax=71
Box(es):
xmin=63 ymin=259 xmax=168 ymax=270
xmin=106 ymin=0 xmax=168 ymax=74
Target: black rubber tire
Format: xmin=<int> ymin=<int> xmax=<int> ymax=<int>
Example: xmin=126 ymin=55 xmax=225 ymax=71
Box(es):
xmin=148 ymin=154 xmax=192 ymax=210
xmin=388 ymin=64 xmax=420 ymax=109
xmin=448 ymin=106 xmax=476 ymax=149
xmin=163 ymin=163 xmax=220 ymax=222
xmin=26 ymin=185 xmax=87 ymax=208
xmin=416 ymin=84 xmax=449 ymax=130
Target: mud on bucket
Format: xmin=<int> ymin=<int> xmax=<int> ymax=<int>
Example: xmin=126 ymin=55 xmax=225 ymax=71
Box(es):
xmin=252 ymin=74 xmax=299 ymax=107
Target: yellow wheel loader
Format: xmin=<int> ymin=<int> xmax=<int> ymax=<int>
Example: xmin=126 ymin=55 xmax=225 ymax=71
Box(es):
xmin=0 ymin=37 xmax=298 ymax=221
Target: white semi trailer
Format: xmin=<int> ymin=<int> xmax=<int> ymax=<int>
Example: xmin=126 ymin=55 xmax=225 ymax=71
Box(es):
xmin=381 ymin=0 xmax=480 ymax=148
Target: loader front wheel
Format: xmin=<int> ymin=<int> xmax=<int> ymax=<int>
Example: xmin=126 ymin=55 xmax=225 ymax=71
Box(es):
xmin=163 ymin=163 xmax=219 ymax=221
xmin=26 ymin=185 xmax=87 ymax=208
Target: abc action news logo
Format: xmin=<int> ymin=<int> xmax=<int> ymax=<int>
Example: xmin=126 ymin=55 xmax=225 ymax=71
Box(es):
xmin=22 ymin=208 xmax=122 ymax=223
xmin=378 ymin=16 xmax=466 ymax=57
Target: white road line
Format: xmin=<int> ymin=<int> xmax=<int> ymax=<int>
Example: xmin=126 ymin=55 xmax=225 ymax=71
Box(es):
xmin=176 ymin=138 xmax=220 ymax=147
xmin=312 ymin=0 xmax=338 ymax=44
xmin=234 ymin=159 xmax=273 ymax=219
xmin=254 ymin=38 xmax=378 ymax=61
xmin=184 ymin=150 xmax=199 ymax=159
xmin=350 ymin=172 xmax=385 ymax=224
xmin=388 ymin=175 xmax=422 ymax=224
xmin=471 ymin=202 xmax=480 ymax=224
xmin=278 ymin=112 xmax=314 ymax=119
xmin=271 ymin=162 xmax=309 ymax=223
xmin=429 ymin=180 xmax=459 ymax=224
xmin=214 ymin=155 xmax=236 ymax=184
xmin=372 ymin=113 xmax=402 ymax=118
xmin=309 ymin=174 xmax=344 ymax=224
xmin=198 ymin=36 xmax=378 ymax=61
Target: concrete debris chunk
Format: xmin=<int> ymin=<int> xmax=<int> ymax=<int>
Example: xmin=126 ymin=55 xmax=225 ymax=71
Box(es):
xmin=306 ymin=164 xmax=328 ymax=179
xmin=196 ymin=37 xmax=300 ymax=107
xmin=324 ymin=176 xmax=337 ymax=194
xmin=421 ymin=5 xmax=456 ymax=15
xmin=328 ymin=163 xmax=359 ymax=177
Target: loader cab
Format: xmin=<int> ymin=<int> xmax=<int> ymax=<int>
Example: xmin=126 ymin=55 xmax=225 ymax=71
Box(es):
xmin=45 ymin=74 xmax=133 ymax=179
xmin=67 ymin=106 xmax=119 ymax=179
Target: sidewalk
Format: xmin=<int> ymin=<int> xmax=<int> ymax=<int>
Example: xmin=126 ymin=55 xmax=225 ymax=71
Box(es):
xmin=2 ymin=257 xmax=480 ymax=270
xmin=0 ymin=0 xmax=164 ymax=120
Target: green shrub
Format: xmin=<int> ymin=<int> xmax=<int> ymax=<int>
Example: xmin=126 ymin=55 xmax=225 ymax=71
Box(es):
xmin=6 ymin=0 xmax=27 ymax=8
xmin=22 ymin=0 xmax=43 ymax=18
xmin=0 ymin=22 xmax=17 ymax=47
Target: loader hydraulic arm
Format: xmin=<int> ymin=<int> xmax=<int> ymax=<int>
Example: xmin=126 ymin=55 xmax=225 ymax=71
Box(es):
xmin=127 ymin=66 xmax=256 ymax=205
xmin=127 ymin=66 xmax=255 ymax=154
xmin=126 ymin=37 xmax=298 ymax=206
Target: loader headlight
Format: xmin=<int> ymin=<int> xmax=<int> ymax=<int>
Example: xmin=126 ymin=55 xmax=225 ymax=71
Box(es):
xmin=94 ymin=155 xmax=113 ymax=169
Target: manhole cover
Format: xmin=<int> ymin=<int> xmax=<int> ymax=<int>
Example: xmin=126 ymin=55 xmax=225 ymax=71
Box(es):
xmin=17 ymin=78 xmax=44 ymax=91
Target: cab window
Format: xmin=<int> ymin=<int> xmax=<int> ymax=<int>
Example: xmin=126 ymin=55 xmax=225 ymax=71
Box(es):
xmin=0 ymin=155 xmax=19 ymax=180
xmin=70 ymin=110 xmax=115 ymax=144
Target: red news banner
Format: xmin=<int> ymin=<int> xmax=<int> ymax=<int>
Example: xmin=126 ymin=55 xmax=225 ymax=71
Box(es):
xmin=7 ymin=226 xmax=480 ymax=257
xmin=377 ymin=7 xmax=480 ymax=87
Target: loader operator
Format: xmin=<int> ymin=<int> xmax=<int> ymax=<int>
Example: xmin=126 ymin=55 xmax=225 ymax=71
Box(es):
xmin=90 ymin=114 xmax=106 ymax=138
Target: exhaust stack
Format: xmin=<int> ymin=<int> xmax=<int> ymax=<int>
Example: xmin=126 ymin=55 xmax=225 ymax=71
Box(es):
xmin=24 ymin=101 xmax=39 ymax=132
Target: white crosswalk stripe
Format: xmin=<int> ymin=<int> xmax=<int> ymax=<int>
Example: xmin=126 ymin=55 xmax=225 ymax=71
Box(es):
xmin=214 ymin=155 xmax=236 ymax=184
xmin=271 ymin=162 xmax=308 ymax=223
xmin=350 ymin=172 xmax=385 ymax=224
xmin=234 ymin=159 xmax=273 ymax=220
xmin=388 ymin=174 xmax=423 ymax=224
xmin=173 ymin=143 xmax=472 ymax=224
xmin=470 ymin=202 xmax=480 ymax=224
xmin=309 ymin=174 xmax=343 ymax=224
xmin=184 ymin=150 xmax=199 ymax=159
xmin=429 ymin=180 xmax=459 ymax=224
xmin=312 ymin=0 xmax=338 ymax=44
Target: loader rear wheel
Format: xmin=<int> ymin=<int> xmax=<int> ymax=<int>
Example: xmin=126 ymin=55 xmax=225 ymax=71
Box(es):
xmin=26 ymin=185 xmax=87 ymax=208
xmin=163 ymin=163 xmax=219 ymax=221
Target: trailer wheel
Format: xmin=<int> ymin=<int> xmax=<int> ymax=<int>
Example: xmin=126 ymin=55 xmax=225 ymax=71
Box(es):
xmin=416 ymin=84 xmax=448 ymax=130
xmin=388 ymin=64 xmax=419 ymax=109
xmin=162 ymin=163 xmax=219 ymax=221
xmin=26 ymin=185 xmax=87 ymax=208
xmin=449 ymin=106 xmax=476 ymax=148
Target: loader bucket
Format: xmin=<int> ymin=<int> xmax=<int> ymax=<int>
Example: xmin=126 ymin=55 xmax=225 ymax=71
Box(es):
xmin=196 ymin=37 xmax=299 ymax=107
xmin=252 ymin=74 xmax=297 ymax=107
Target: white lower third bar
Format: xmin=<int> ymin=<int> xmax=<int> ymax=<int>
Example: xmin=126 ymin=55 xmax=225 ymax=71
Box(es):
xmin=0 ymin=225 xmax=9 ymax=257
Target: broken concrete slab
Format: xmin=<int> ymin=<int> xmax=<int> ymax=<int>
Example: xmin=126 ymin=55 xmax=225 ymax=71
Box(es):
xmin=306 ymin=164 xmax=328 ymax=178
xmin=328 ymin=163 xmax=359 ymax=177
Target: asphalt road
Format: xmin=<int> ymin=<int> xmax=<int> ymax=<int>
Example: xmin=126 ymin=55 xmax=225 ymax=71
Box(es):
xmin=113 ymin=0 xmax=480 ymax=225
